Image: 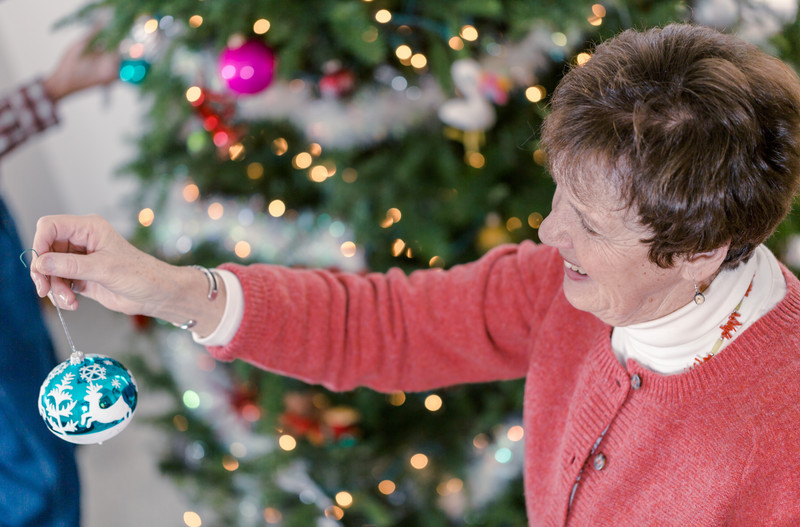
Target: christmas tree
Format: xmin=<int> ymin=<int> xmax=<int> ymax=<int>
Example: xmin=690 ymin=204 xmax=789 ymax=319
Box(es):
xmin=66 ymin=1 xmax=800 ymax=525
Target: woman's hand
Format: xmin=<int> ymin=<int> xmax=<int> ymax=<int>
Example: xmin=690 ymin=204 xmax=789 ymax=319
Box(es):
xmin=42 ymin=32 xmax=119 ymax=102
xmin=30 ymin=214 xmax=226 ymax=337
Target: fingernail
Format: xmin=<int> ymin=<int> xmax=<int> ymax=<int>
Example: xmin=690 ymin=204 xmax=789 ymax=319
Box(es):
xmin=58 ymin=293 xmax=71 ymax=309
xmin=31 ymin=275 xmax=42 ymax=296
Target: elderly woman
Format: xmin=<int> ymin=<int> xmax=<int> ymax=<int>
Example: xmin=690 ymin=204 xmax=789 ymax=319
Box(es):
xmin=29 ymin=24 xmax=800 ymax=525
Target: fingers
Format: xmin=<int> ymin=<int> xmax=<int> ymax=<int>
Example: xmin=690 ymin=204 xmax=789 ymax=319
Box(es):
xmin=49 ymin=276 xmax=78 ymax=310
xmin=30 ymin=214 xmax=110 ymax=302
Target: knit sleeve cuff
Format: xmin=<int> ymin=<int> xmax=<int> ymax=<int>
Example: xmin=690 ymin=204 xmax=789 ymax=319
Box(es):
xmin=192 ymin=269 xmax=244 ymax=347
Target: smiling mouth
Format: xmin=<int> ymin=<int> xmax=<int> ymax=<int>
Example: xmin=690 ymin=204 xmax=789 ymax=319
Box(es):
xmin=563 ymin=259 xmax=587 ymax=276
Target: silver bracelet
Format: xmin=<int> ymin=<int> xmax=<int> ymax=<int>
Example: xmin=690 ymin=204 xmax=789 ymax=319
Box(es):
xmin=173 ymin=265 xmax=219 ymax=330
xmin=190 ymin=264 xmax=219 ymax=301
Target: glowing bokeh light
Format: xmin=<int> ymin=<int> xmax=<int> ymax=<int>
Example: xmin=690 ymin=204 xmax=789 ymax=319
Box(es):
xmin=138 ymin=208 xmax=155 ymax=227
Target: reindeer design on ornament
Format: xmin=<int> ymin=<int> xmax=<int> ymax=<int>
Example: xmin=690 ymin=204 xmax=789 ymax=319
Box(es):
xmin=81 ymin=382 xmax=133 ymax=428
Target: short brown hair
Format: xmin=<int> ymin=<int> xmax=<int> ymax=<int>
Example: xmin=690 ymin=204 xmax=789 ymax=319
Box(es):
xmin=540 ymin=23 xmax=800 ymax=269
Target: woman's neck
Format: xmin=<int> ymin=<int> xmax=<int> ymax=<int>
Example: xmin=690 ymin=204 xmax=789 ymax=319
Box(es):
xmin=611 ymin=245 xmax=786 ymax=375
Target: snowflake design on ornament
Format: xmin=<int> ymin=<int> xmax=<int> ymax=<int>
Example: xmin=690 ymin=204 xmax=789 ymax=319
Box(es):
xmin=111 ymin=379 xmax=121 ymax=389
xmin=80 ymin=363 xmax=107 ymax=382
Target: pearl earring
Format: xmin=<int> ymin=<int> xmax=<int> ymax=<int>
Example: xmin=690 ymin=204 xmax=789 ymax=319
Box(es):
xmin=692 ymin=275 xmax=705 ymax=305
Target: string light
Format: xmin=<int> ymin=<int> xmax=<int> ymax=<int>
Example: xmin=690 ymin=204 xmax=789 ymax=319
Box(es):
xmin=263 ymin=508 xmax=282 ymax=524
xmin=247 ymin=162 xmax=264 ymax=180
xmin=325 ymin=506 xmax=345 ymax=520
xmin=380 ymin=207 xmax=402 ymax=228
xmin=228 ymin=143 xmax=245 ymax=161
xmin=576 ymin=52 xmax=592 ymax=65
xmin=437 ymin=477 xmax=464 ymax=496
xmin=207 ymin=202 xmax=224 ymax=220
xmin=188 ymin=15 xmax=203 ymax=28
xmin=293 ymin=152 xmax=312 ymax=169
xmin=253 ymin=18 xmax=271 ymax=34
xmin=473 ymin=433 xmax=489 ymax=449
xmin=410 ymin=53 xmax=428 ymax=69
xmin=378 ymin=480 xmax=396 ymax=495
xmin=183 ymin=183 xmax=200 ymax=202
xmin=278 ymin=434 xmax=297 ymax=451
xmin=592 ymin=3 xmax=607 ymax=17
xmin=424 ymin=394 xmax=443 ymax=412
xmin=506 ymin=217 xmax=522 ymax=231
xmin=375 ymin=9 xmax=392 ymax=23
xmin=340 ymin=241 xmax=357 ymax=257
xmin=222 ymin=454 xmax=239 ymax=471
xmin=533 ymin=149 xmax=547 ymax=166
xmin=335 ymin=491 xmax=354 ymax=508
xmin=388 ymin=391 xmax=406 ymax=406
xmin=268 ymin=199 xmax=286 ymax=217
xmin=324 ymin=161 xmax=337 ymax=178
xmin=528 ymin=212 xmax=543 ymax=229
xmin=143 ymin=18 xmax=159 ymax=34
xmin=271 ymin=138 xmax=288 ymax=155
xmin=309 ymin=165 xmax=328 ymax=182
xmin=213 ymin=131 xmax=229 ymax=147
xmin=138 ymin=208 xmax=155 ymax=227
xmin=182 ymin=390 xmax=200 ymax=409
xmin=183 ymin=511 xmax=202 ymax=527
xmin=507 ymin=425 xmax=525 ymax=442
xmin=395 ymin=45 xmax=412 ymax=61
xmin=410 ymin=453 xmax=429 ymax=469
xmin=234 ymin=241 xmax=251 ymax=258
xmin=495 ymin=447 xmax=512 ymax=463
xmin=429 ymin=256 xmax=445 ymax=268
xmin=460 ymin=25 xmax=479 ymax=41
xmin=525 ymin=85 xmax=546 ymax=103
xmin=392 ymin=238 xmax=406 ymax=257
xmin=448 ymin=36 xmax=464 ymax=50
xmin=309 ymin=143 xmax=322 ymax=157
xmin=551 ymin=32 xmax=568 ymax=46
xmin=240 ymin=403 xmax=260 ymax=422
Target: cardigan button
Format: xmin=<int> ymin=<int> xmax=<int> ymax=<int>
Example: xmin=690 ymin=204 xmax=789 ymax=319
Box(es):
xmin=593 ymin=453 xmax=607 ymax=471
xmin=630 ymin=374 xmax=642 ymax=390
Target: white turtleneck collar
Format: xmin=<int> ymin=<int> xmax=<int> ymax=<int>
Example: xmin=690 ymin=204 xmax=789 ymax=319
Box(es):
xmin=611 ymin=244 xmax=787 ymax=375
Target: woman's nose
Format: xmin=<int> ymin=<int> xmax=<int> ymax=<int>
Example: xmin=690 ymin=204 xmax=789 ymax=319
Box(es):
xmin=538 ymin=209 xmax=570 ymax=249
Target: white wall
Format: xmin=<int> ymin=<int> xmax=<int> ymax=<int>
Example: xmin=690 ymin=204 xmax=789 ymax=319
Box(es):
xmin=0 ymin=2 xmax=190 ymax=526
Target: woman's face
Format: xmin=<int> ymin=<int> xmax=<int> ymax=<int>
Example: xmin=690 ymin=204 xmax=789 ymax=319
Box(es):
xmin=538 ymin=180 xmax=693 ymax=327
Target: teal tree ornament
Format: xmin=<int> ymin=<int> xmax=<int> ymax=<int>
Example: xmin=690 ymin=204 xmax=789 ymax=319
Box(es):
xmin=21 ymin=250 xmax=138 ymax=444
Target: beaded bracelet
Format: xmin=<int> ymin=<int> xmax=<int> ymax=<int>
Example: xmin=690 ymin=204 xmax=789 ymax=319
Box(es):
xmin=174 ymin=265 xmax=220 ymax=330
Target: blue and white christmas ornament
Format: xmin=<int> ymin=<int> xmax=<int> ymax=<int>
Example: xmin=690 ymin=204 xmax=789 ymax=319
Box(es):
xmin=19 ymin=249 xmax=139 ymax=445
xmin=38 ymin=351 xmax=138 ymax=444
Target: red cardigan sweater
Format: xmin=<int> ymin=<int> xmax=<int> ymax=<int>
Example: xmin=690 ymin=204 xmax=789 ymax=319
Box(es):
xmin=211 ymin=242 xmax=800 ymax=526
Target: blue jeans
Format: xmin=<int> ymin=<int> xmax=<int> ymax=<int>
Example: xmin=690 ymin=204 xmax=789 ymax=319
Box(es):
xmin=0 ymin=197 xmax=80 ymax=526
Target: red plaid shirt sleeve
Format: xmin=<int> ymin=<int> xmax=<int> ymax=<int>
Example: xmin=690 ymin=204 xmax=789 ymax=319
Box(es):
xmin=0 ymin=78 xmax=59 ymax=158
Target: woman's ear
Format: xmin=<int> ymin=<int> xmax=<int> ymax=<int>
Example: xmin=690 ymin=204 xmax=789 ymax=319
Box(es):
xmin=680 ymin=243 xmax=731 ymax=285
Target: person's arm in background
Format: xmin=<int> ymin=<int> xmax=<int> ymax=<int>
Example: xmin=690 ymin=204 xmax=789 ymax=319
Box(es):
xmin=0 ymin=32 xmax=118 ymax=158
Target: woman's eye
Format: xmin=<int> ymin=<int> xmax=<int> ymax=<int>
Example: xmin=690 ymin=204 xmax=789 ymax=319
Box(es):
xmin=580 ymin=218 xmax=598 ymax=235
